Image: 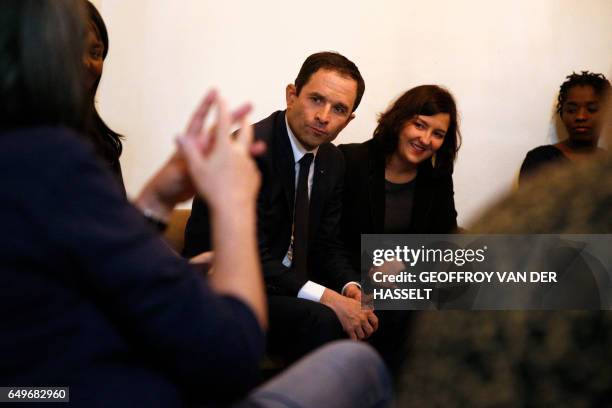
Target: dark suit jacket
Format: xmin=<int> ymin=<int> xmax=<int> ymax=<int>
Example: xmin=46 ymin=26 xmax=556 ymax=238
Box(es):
xmin=338 ymin=138 xmax=458 ymax=271
xmin=184 ymin=110 xmax=356 ymax=296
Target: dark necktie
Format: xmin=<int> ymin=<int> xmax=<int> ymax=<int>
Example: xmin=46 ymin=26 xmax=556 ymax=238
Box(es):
xmin=292 ymin=153 xmax=314 ymax=278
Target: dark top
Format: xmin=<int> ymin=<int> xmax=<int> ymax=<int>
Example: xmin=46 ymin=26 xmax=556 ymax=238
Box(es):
xmin=0 ymin=127 xmax=264 ymax=408
xmin=338 ymin=138 xmax=458 ymax=272
xmin=519 ymin=144 xmax=568 ymax=185
xmin=184 ymin=111 xmax=357 ymax=295
xmin=384 ymin=179 xmax=416 ymax=233
xmin=91 ymin=136 xmax=126 ymax=195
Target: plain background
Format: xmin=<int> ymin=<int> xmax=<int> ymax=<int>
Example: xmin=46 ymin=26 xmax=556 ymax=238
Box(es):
xmin=93 ymin=0 xmax=612 ymax=226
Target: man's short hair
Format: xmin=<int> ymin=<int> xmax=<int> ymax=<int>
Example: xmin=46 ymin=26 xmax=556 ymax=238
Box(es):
xmin=294 ymin=51 xmax=365 ymax=113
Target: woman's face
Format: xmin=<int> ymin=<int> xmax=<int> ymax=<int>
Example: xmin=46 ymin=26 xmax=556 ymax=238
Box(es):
xmin=561 ymin=85 xmax=603 ymax=145
xmin=395 ymin=113 xmax=450 ymax=165
xmin=83 ymin=22 xmax=104 ymax=92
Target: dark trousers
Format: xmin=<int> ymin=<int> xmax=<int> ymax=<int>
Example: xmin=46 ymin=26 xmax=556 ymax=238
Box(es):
xmin=366 ymin=310 xmax=413 ymax=380
xmin=267 ymin=296 xmax=413 ymax=381
xmin=266 ymin=295 xmax=345 ymax=364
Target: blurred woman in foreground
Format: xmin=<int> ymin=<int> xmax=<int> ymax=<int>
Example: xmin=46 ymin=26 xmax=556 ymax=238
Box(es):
xmin=0 ymin=1 xmax=391 ymax=407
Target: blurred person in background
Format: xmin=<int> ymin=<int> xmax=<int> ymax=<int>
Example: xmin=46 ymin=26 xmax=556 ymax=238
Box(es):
xmin=519 ymin=71 xmax=610 ymax=185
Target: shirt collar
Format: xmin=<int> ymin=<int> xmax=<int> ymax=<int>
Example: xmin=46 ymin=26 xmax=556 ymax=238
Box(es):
xmin=285 ymin=113 xmax=318 ymax=164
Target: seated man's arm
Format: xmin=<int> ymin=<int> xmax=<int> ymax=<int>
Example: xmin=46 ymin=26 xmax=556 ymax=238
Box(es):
xmin=309 ymin=150 xmax=378 ymax=339
xmin=309 ymin=150 xmax=360 ymax=293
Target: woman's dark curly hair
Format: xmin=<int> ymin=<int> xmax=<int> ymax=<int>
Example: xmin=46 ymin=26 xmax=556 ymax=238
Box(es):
xmin=556 ymin=71 xmax=610 ymax=115
xmin=373 ymin=85 xmax=461 ymax=173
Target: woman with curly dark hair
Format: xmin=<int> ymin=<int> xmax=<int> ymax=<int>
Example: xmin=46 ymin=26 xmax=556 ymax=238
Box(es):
xmin=519 ymin=71 xmax=610 ymax=185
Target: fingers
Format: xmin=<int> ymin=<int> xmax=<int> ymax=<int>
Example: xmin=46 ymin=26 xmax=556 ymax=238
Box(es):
xmin=367 ymin=311 xmax=379 ymax=331
xmin=186 ymin=89 xmax=217 ymax=136
xmin=214 ymin=98 xmax=231 ymax=147
xmin=175 ymin=134 xmax=202 ymax=171
xmin=249 ymin=140 xmax=267 ymax=157
xmin=231 ymin=103 xmax=253 ymax=123
xmin=361 ymin=293 xmax=375 ymax=310
xmin=362 ymin=320 xmax=374 ymax=338
xmin=235 ymin=117 xmax=254 ymax=150
xmin=355 ymin=326 xmax=365 ymax=340
xmin=183 ymin=91 xmax=254 ymax=154
xmin=358 ymin=310 xmax=376 ymax=339
xmin=346 ymin=312 xmax=377 ymax=341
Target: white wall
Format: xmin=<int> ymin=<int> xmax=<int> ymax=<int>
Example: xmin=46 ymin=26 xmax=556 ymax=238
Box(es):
xmin=96 ymin=0 xmax=612 ymax=225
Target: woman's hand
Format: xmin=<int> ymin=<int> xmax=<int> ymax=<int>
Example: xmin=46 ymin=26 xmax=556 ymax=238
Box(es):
xmin=176 ymin=93 xmax=261 ymax=212
xmin=176 ymin=91 xmax=267 ymax=328
xmin=135 ymin=90 xmax=264 ymax=221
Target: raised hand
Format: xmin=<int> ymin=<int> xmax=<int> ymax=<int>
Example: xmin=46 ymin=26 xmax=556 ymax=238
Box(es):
xmin=135 ymin=90 xmax=263 ymax=221
xmin=176 ymin=94 xmax=260 ymax=210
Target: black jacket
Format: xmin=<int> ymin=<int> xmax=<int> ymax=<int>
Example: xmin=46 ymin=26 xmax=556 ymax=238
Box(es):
xmin=338 ymin=138 xmax=458 ymax=271
xmin=184 ymin=110 xmax=357 ymax=295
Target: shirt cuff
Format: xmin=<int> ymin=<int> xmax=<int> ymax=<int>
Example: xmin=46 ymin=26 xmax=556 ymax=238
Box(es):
xmin=297 ymin=280 xmax=327 ymax=302
xmin=341 ymin=281 xmax=361 ymax=296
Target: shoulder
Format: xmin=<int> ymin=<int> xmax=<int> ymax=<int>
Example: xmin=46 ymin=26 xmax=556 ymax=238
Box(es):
xmin=520 ymin=144 xmax=567 ymax=181
xmin=1 ymin=127 xmax=96 ymax=176
xmin=317 ymin=142 xmax=346 ymax=173
xmin=252 ymin=110 xmax=285 ymax=144
xmin=1 ymin=126 xmax=127 ymax=206
xmin=474 ymin=155 xmax=612 ymax=233
xmin=337 ymin=139 xmax=376 ymax=161
xmin=524 ymin=145 xmax=565 ymax=161
xmin=337 ymin=139 xmax=380 ymax=175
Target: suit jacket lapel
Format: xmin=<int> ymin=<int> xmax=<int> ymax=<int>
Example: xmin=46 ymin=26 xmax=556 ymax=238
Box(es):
xmin=273 ymin=112 xmax=296 ymax=211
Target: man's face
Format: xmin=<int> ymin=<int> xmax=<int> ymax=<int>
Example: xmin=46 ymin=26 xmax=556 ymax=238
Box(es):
xmin=285 ymin=69 xmax=357 ymax=150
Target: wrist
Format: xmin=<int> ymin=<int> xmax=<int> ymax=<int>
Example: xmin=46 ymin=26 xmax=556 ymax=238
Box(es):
xmin=320 ymin=288 xmax=340 ymax=308
xmin=135 ymin=186 xmax=173 ymax=223
xmin=208 ymin=193 xmax=258 ymax=215
xmin=210 ymin=199 xmax=257 ymax=224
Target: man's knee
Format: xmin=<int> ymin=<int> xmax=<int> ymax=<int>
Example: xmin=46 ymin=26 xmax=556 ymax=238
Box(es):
xmin=319 ymin=341 xmax=387 ymax=372
xmin=305 ymin=302 xmax=344 ymax=340
xmin=305 ymin=340 xmax=394 ymax=406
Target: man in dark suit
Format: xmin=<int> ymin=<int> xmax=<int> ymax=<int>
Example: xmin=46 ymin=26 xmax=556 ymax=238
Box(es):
xmin=184 ymin=52 xmax=378 ymax=361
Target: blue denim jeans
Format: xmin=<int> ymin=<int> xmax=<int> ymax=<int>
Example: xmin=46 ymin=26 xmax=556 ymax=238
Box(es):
xmin=235 ymin=340 xmax=394 ymax=408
